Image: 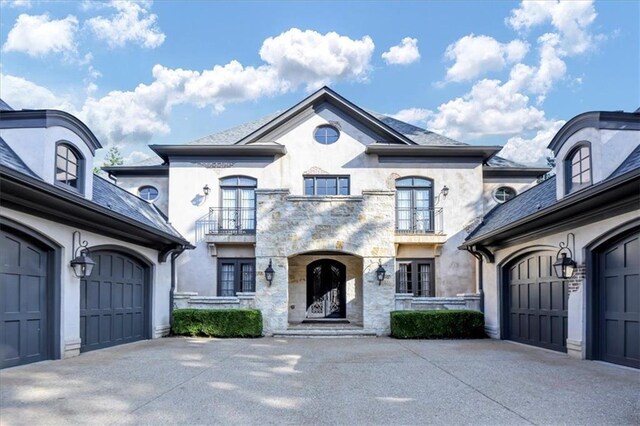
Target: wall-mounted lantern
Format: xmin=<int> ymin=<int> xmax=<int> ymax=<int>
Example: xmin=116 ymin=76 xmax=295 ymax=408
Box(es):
xmin=264 ymin=259 xmax=275 ymax=286
xmin=70 ymin=231 xmax=95 ymax=278
xmin=553 ymin=232 xmax=577 ymax=279
xmin=436 ymin=185 xmax=450 ymax=205
xmin=375 ymin=260 xmax=386 ymax=285
xmin=203 ymin=184 xmax=211 ymax=198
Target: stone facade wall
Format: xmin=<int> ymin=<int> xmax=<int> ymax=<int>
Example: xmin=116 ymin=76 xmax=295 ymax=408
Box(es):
xmin=254 ymin=189 xmax=396 ymax=335
xmin=394 ymin=294 xmax=481 ymax=311
xmin=173 ymin=292 xmax=256 ymax=310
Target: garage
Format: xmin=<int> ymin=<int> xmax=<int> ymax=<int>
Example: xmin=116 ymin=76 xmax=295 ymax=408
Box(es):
xmin=0 ymin=227 xmax=52 ymax=368
xmin=595 ymin=231 xmax=639 ymax=368
xmin=504 ymin=251 xmax=568 ymax=352
xmin=80 ymin=250 xmax=149 ymax=353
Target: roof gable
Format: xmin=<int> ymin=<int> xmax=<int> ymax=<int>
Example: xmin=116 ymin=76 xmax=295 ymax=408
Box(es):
xmin=234 ymin=86 xmax=417 ymax=146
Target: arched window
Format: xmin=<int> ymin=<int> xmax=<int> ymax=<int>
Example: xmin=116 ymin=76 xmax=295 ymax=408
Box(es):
xmin=55 ymin=142 xmax=83 ymax=191
xmin=395 ymin=176 xmax=434 ymax=233
xmin=219 ymin=176 xmax=257 ymax=232
xmin=313 ymin=125 xmax=340 ymax=145
xmin=565 ymin=144 xmax=591 ymax=194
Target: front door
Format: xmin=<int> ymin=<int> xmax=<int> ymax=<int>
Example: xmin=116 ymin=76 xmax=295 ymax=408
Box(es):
xmin=306 ymin=260 xmax=346 ymax=318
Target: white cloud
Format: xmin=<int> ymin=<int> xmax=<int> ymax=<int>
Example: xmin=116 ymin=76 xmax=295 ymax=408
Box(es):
xmin=389 ymin=108 xmax=432 ymax=125
xmin=499 ymin=119 xmax=566 ymax=165
xmin=2 ymin=13 xmax=78 ymax=57
xmin=1 ymin=0 xmax=32 ymax=8
xmin=0 ymin=73 xmax=77 ymax=112
xmin=381 ymin=37 xmax=421 ymax=65
xmin=259 ymin=28 xmax=374 ymax=91
xmin=122 ymin=150 xmax=152 ymax=165
xmin=444 ymin=35 xmax=528 ymax=82
xmin=86 ymin=0 xmax=165 ymax=49
xmin=427 ymin=78 xmax=547 ymax=140
xmin=507 ymin=0 xmax=597 ymax=55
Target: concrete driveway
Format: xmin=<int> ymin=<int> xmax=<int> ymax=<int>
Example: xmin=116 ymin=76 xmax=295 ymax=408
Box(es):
xmin=1 ymin=337 xmax=638 ymax=425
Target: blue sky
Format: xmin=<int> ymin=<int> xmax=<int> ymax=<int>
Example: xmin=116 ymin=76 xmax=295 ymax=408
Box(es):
xmin=1 ymin=0 xmax=638 ymax=165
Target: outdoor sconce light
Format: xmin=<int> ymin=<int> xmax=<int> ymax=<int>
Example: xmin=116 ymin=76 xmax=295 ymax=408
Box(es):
xmin=553 ymin=233 xmax=577 ymax=279
xmin=436 ymin=185 xmax=449 ymax=205
xmin=203 ymin=184 xmax=211 ymax=197
xmin=69 ymin=231 xmax=95 ymax=279
xmin=375 ymin=260 xmax=386 ymax=285
xmin=264 ymin=259 xmax=275 ymax=286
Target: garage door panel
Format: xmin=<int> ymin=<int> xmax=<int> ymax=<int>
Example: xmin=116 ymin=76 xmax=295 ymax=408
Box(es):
xmin=506 ymin=251 xmax=567 ymax=352
xmin=625 ymin=238 xmax=638 ymax=267
xmin=3 ymin=274 xmax=20 ymax=313
xmin=626 ymin=275 xmax=638 ymax=313
xmin=605 ymin=276 xmax=623 ymax=313
xmin=80 ymin=251 xmax=147 ymax=353
xmin=1 ymin=229 xmax=49 ymax=368
xmin=626 ymin=322 xmax=639 ymax=360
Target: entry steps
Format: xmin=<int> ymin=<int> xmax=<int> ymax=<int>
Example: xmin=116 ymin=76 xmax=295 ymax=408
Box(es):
xmin=273 ymin=322 xmax=377 ymax=338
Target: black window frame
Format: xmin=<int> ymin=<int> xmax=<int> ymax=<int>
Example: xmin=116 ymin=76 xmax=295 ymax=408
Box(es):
xmin=55 ymin=141 xmax=84 ymax=193
xmin=217 ymin=258 xmax=256 ymax=296
xmin=565 ymin=142 xmax=592 ymax=194
xmin=395 ymin=176 xmax=435 ymax=233
xmin=395 ymin=258 xmax=436 ymax=297
xmin=303 ymin=175 xmax=350 ymax=196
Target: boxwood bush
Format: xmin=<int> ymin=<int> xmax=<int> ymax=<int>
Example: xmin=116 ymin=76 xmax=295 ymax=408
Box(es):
xmin=172 ymin=309 xmax=263 ymax=338
xmin=390 ymin=310 xmax=485 ymax=339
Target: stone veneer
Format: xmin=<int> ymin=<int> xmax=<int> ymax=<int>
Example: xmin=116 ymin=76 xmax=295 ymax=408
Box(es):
xmin=254 ymin=189 xmax=396 ymax=335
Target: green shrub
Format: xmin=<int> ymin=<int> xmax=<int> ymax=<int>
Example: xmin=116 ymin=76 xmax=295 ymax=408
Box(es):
xmin=390 ymin=310 xmax=485 ymax=339
xmin=172 ymin=309 xmax=263 ymax=338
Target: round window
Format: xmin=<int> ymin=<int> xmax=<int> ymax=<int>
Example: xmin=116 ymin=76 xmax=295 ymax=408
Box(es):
xmin=494 ymin=186 xmax=516 ymax=203
xmin=138 ymin=185 xmax=159 ymax=202
xmin=313 ymin=125 xmax=340 ymax=145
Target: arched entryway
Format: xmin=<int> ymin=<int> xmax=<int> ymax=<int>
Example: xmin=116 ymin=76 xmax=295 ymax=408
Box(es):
xmin=306 ymin=259 xmax=346 ymax=319
xmin=502 ymin=250 xmax=568 ymax=352
xmin=80 ymin=248 xmax=152 ymax=353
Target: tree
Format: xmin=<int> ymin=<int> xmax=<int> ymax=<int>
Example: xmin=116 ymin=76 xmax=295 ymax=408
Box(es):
xmin=104 ymin=146 xmax=124 ymax=167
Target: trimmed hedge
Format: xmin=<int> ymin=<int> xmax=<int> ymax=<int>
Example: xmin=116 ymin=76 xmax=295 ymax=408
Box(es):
xmin=172 ymin=309 xmax=263 ymax=338
xmin=390 ymin=310 xmax=485 ymax=339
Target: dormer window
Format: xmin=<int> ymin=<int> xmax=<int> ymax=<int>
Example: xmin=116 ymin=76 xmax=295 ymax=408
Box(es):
xmin=56 ymin=142 xmax=83 ymax=192
xmin=566 ymin=144 xmax=591 ymax=194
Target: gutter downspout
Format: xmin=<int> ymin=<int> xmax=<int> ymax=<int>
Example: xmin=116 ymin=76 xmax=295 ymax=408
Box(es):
xmin=169 ymin=245 xmax=187 ymax=334
xmin=465 ymin=247 xmax=484 ymax=313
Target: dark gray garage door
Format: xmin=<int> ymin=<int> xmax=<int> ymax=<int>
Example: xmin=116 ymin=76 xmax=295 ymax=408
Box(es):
xmin=80 ymin=251 xmax=147 ymax=352
xmin=597 ymin=232 xmax=639 ymax=368
xmin=0 ymin=229 xmax=49 ymax=368
xmin=505 ymin=252 xmax=568 ymax=352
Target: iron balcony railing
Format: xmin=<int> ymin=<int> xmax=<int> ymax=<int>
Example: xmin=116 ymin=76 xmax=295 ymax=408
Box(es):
xmin=395 ymin=207 xmax=444 ymax=234
xmin=195 ymin=207 xmax=256 ymax=239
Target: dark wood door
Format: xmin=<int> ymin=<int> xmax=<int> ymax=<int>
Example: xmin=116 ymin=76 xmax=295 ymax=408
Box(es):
xmin=0 ymin=229 xmax=49 ymax=368
xmin=505 ymin=252 xmax=568 ymax=352
xmin=80 ymin=251 xmax=147 ymax=352
xmin=306 ymin=260 xmax=346 ymax=318
xmin=597 ymin=232 xmax=639 ymax=368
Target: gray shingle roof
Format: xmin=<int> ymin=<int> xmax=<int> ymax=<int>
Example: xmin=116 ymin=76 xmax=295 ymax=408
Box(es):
xmin=0 ymin=137 xmax=39 ymax=178
xmin=92 ymin=175 xmax=182 ymax=238
xmin=608 ymin=145 xmax=640 ymax=180
xmin=188 ymin=113 xmax=281 ymax=145
xmin=466 ymin=176 xmax=558 ymax=241
xmin=368 ymin=112 xmax=467 ymax=146
xmin=486 ymin=156 xmax=530 ymax=168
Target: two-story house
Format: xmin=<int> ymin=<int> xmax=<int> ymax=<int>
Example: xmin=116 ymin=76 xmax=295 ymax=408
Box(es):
xmin=461 ymin=110 xmax=640 ymax=368
xmin=106 ymin=87 xmax=547 ymax=336
xmin=0 ymin=102 xmax=191 ymax=368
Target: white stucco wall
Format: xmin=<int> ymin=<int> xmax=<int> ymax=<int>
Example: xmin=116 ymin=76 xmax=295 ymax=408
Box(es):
xmin=1 ymin=126 xmax=95 ymax=200
xmin=1 ymin=208 xmax=172 ymax=360
xmin=481 ymin=211 xmax=638 ymax=359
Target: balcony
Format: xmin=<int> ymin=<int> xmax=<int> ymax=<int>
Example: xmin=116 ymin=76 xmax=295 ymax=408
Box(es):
xmin=394 ymin=207 xmax=446 ymax=245
xmin=195 ymin=207 xmax=256 ymax=244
